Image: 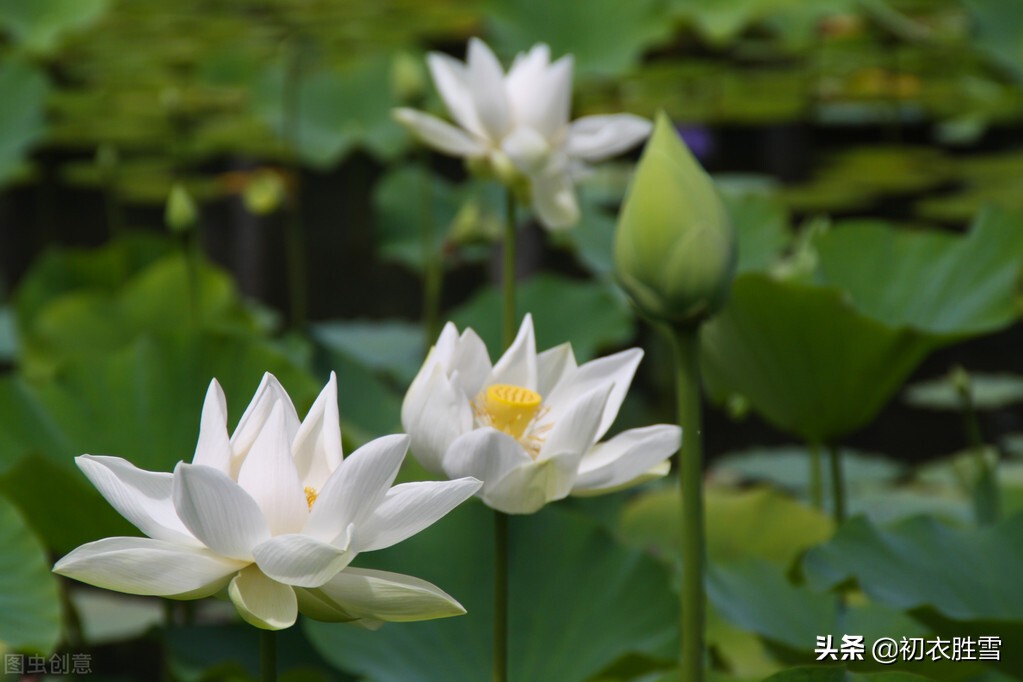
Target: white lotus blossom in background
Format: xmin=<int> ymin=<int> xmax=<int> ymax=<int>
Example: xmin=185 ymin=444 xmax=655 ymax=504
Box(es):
xmin=402 ymin=315 xmax=680 ymax=514
xmin=54 ymin=372 xmax=481 ymax=630
xmin=393 ymin=38 xmax=651 ymax=230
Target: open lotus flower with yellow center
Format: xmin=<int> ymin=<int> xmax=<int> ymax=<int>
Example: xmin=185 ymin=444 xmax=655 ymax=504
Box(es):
xmin=54 ymin=373 xmax=481 ymax=630
xmin=402 ymin=315 xmax=680 ymax=514
xmin=393 ymin=38 xmax=651 ymax=230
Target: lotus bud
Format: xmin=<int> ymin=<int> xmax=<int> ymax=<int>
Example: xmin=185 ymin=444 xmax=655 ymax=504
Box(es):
xmin=391 ymin=51 xmax=426 ymax=104
xmin=614 ymin=112 xmax=737 ymax=328
xmin=165 ymin=183 xmax=198 ymax=234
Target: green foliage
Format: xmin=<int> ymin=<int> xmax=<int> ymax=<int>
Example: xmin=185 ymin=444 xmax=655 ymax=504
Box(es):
xmin=0 ymin=495 xmax=61 ymax=655
xmin=702 ymin=274 xmax=931 ymax=443
xmin=0 ymin=60 xmax=50 ymax=186
xmin=486 ymin=0 xmax=671 ymax=78
xmin=450 ymin=274 xmax=635 ymax=362
xmin=304 ymin=503 xmax=676 ymax=682
xmin=0 ymin=0 xmax=109 ymax=55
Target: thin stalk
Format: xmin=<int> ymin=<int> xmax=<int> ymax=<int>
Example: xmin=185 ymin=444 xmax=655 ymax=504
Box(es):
xmin=420 ymin=157 xmax=442 ymax=346
xmin=828 ymin=444 xmax=846 ymax=524
xmin=493 ymin=190 xmax=517 ymax=682
xmin=181 ymin=230 xmax=201 ymax=328
xmin=502 ymin=190 xmax=517 ymax=348
xmin=954 ymin=369 xmax=999 ymax=524
xmin=260 ymin=629 xmax=277 ymax=682
xmin=283 ymin=38 xmax=308 ymax=329
xmin=493 ymin=511 xmax=509 ymax=682
xmin=669 ymin=327 xmax=705 ymax=682
xmin=809 ymin=442 xmax=823 ymax=511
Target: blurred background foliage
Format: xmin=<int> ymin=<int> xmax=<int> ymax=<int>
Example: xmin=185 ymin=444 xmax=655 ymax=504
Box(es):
xmin=1 ymin=0 xmax=1023 ymax=680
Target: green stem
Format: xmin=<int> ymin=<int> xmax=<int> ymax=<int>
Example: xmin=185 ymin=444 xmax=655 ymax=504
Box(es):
xmin=669 ymin=327 xmax=705 ymax=682
xmin=954 ymin=368 xmax=999 ymax=524
xmin=502 ymin=190 xmax=517 ymax=349
xmin=283 ymin=38 xmax=308 ymax=330
xmin=828 ymin=444 xmax=846 ymax=524
xmin=420 ymin=158 xmax=442 ymax=346
xmin=493 ymin=511 xmax=509 ymax=682
xmin=182 ymin=230 xmax=201 ymax=328
xmin=260 ymin=629 xmax=277 ymax=682
xmin=809 ymin=442 xmax=823 ymax=511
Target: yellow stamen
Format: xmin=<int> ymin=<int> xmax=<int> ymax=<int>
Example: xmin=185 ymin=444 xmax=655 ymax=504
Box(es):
xmin=304 ymin=486 xmax=318 ymax=509
xmin=482 ymin=384 xmax=543 ymax=441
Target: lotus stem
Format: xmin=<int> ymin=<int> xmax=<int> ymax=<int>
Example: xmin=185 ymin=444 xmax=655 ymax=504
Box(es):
xmin=828 ymin=444 xmax=846 ymax=524
xmin=260 ymin=628 xmax=277 ymax=682
xmin=493 ymin=188 xmax=517 ymax=682
xmin=809 ymin=442 xmax=823 ymax=511
xmin=953 ymin=368 xmax=999 ymax=524
xmin=420 ymin=158 xmax=443 ymax=347
xmin=669 ymin=326 xmax=705 ymax=682
xmin=493 ymin=510 xmax=509 ymax=682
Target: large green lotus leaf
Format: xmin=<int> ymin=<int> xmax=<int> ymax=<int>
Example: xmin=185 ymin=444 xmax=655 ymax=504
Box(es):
xmin=701 ymin=274 xmax=932 ymax=443
xmin=0 ymin=332 xmax=320 ymax=552
xmin=619 ymin=486 xmax=833 ymax=567
xmin=803 ymin=514 xmax=1023 ymax=677
xmin=450 ymin=274 xmax=635 ymax=363
xmin=0 ymin=494 xmax=61 ymax=654
xmin=252 ymin=55 xmax=407 ymax=168
xmin=803 ymin=514 xmax=1023 ymax=623
xmin=486 ymin=0 xmax=671 ymax=78
xmin=304 ymin=503 xmax=675 ymax=682
xmin=0 ymin=60 xmax=50 ymax=185
xmin=0 ymin=0 xmax=108 ymax=55
xmin=813 ymin=207 xmax=1023 ymax=337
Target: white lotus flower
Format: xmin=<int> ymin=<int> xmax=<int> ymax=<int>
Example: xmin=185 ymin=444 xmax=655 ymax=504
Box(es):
xmin=393 ymin=38 xmax=651 ymax=230
xmin=54 ymin=372 xmax=482 ymax=630
xmin=402 ymin=315 xmax=680 ymax=514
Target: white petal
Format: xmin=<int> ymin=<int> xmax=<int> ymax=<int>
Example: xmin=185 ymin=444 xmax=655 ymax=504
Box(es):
xmin=312 ymin=566 xmax=466 ymax=622
xmin=355 ymin=478 xmax=482 ymax=552
xmin=76 ymin=455 xmax=198 ymax=546
xmin=511 ymin=54 xmax=573 ymax=140
xmin=191 ymin=379 xmax=231 ymax=474
xmin=544 ymin=348 xmax=643 ymax=441
xmin=441 ymin=428 xmax=532 ymax=493
xmin=502 ymin=126 xmax=552 ymax=176
xmin=252 ymin=531 xmax=354 ymax=588
xmin=536 ymin=342 xmax=577 ymax=397
xmin=565 ymin=114 xmax=652 ymax=162
xmin=229 ymin=565 xmax=297 ymax=630
xmin=538 ymin=384 xmax=611 ymax=464
xmin=402 ymin=366 xmax=473 ymax=475
xmin=488 ymin=313 xmax=538 ymax=389
xmin=427 ymin=52 xmax=486 ymax=138
xmin=482 ymin=459 xmax=559 ymax=513
xmin=451 ymin=327 xmax=492 ymax=398
xmin=173 ymin=462 xmax=271 ymax=561
xmin=573 ymin=424 xmax=680 ymax=492
xmin=237 ymin=401 xmax=309 ymax=536
xmin=574 ymin=461 xmax=671 ymax=497
xmin=304 ymin=434 xmax=409 ymax=543
xmin=53 ymin=537 xmax=244 ymax=598
xmin=466 ymin=38 xmax=512 ymax=140
xmin=530 ymin=168 xmax=580 ymax=230
xmin=292 ymin=372 xmax=344 ymax=492
xmin=393 ymin=108 xmax=487 ymax=157
xmin=230 ymin=373 xmax=301 ymax=467
xmin=506 ymin=44 xmax=551 ymax=126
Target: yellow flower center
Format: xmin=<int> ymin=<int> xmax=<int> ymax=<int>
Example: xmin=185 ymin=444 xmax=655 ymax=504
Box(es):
xmin=304 ymin=486 xmax=318 ymax=509
xmin=482 ymin=384 xmax=543 ymax=441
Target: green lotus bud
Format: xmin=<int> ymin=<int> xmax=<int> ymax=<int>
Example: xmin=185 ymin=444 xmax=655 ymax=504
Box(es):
xmin=391 ymin=51 xmax=426 ymax=104
xmin=614 ymin=112 xmax=736 ymax=328
xmin=165 ymin=183 xmax=198 ymax=234
xmin=243 ymin=170 xmax=286 ymax=216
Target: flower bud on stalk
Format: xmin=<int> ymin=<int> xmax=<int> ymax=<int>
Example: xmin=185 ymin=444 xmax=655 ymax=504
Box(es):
xmin=614 ymin=113 xmax=736 ymax=329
